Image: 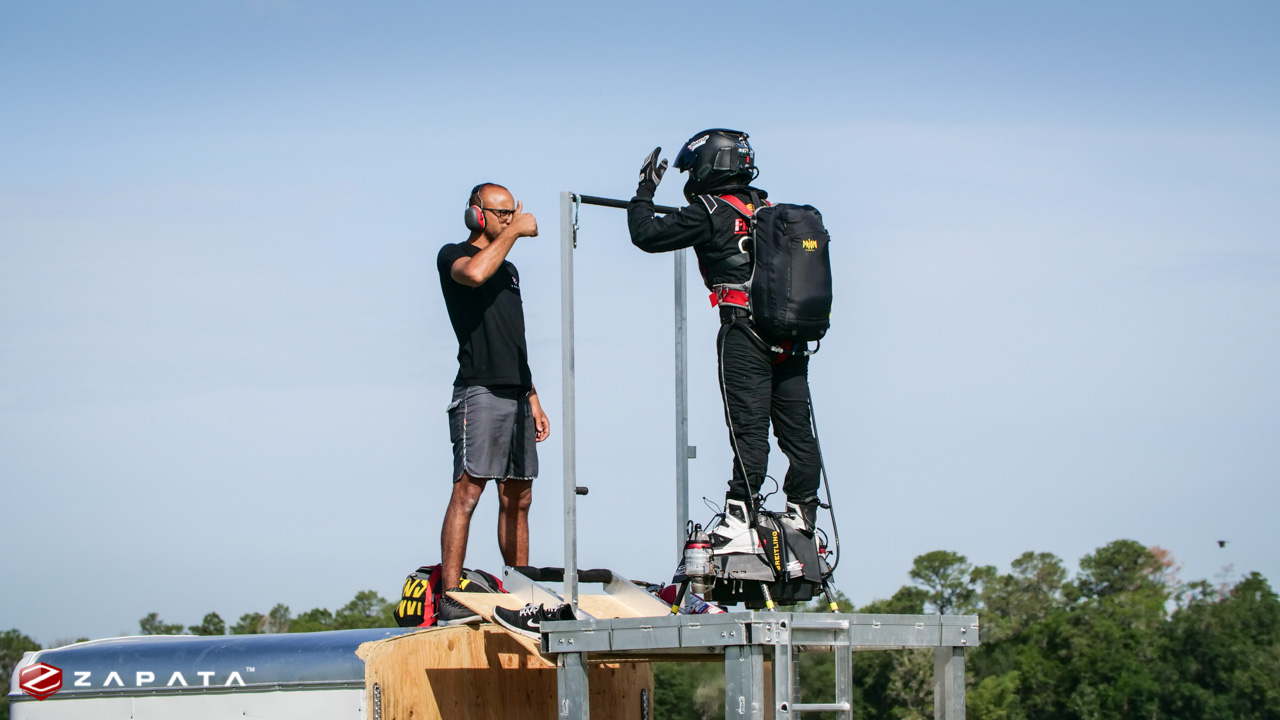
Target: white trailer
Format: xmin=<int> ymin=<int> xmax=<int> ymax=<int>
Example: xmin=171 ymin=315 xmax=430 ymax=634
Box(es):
xmin=7 ymin=627 xmax=416 ymax=719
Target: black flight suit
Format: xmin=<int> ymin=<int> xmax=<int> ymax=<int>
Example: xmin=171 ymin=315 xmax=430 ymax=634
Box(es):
xmin=628 ymin=183 xmax=821 ymax=512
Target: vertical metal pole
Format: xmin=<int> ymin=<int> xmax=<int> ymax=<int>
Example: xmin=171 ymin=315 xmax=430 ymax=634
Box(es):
xmin=558 ymin=652 xmax=590 ymax=720
xmin=674 ymin=248 xmax=690 ymax=556
xmin=724 ymin=645 xmax=766 ymax=720
xmin=773 ymin=638 xmax=794 ymax=718
xmin=560 ymin=192 xmax=578 ymax=612
xmin=835 ymin=630 xmax=853 ymax=720
xmin=933 ymin=647 xmax=966 ymax=720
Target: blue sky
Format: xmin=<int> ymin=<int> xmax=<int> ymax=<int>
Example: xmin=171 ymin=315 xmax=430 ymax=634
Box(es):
xmin=2 ymin=1 xmax=1277 ymax=644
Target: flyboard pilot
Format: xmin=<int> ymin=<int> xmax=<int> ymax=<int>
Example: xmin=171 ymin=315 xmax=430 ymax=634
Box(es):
xmin=626 ymin=130 xmax=827 ymax=561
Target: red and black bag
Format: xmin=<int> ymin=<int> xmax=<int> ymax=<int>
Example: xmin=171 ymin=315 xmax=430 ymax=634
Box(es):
xmin=393 ymin=565 xmax=506 ymax=627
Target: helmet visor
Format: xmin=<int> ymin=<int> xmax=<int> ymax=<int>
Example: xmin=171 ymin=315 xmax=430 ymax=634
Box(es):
xmin=674 ymin=142 xmax=701 ymax=172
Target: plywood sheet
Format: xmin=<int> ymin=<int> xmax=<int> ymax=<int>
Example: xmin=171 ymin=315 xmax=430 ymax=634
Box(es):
xmin=449 ymin=592 xmax=537 ymax=622
xmin=451 ymin=591 xmax=663 ymax=622
xmin=577 ymin=594 xmax=659 ymax=619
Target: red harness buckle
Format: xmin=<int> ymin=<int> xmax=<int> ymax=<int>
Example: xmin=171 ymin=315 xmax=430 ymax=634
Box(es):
xmin=710 ymin=287 xmax=750 ymax=308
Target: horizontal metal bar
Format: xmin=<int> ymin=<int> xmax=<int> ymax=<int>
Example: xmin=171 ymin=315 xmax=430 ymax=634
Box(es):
xmin=788 ymin=618 xmax=850 ymax=630
xmin=576 ymin=194 xmax=681 ymax=215
xmin=791 ymin=703 xmax=851 ymax=712
xmin=847 ymin=625 xmax=941 ymax=647
xmin=847 ymin=613 xmax=943 ymax=626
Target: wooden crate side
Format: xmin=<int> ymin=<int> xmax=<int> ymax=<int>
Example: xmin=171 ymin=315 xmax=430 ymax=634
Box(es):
xmin=362 ymin=625 xmax=652 ymax=720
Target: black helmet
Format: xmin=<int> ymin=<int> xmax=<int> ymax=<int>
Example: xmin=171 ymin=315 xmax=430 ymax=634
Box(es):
xmin=674 ymin=129 xmax=757 ymax=197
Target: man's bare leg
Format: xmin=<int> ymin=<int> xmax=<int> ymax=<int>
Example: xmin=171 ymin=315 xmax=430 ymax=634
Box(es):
xmin=497 ymin=478 xmax=533 ymax=567
xmin=441 ymin=473 xmax=487 ymax=588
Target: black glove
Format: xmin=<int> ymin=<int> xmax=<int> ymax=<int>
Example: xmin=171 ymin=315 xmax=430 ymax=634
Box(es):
xmin=638 ymin=147 xmax=668 ymax=189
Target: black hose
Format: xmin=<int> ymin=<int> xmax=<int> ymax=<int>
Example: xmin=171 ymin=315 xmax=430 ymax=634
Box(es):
xmin=808 ymin=396 xmax=841 ymax=578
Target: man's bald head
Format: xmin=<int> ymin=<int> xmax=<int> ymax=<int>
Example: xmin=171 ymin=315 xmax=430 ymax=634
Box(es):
xmin=469 ymin=183 xmax=511 ymax=209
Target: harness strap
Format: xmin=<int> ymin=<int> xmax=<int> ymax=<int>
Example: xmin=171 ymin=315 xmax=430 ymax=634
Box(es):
xmin=702 ymin=193 xmax=766 ymax=284
xmin=704 ymin=251 xmax=751 ymax=282
xmin=718 ymin=194 xmax=767 ymax=217
xmin=723 ymin=318 xmax=817 ymax=360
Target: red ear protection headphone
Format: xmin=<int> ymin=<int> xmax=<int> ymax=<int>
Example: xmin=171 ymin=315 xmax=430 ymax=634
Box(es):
xmin=464 ymin=184 xmax=487 ymax=232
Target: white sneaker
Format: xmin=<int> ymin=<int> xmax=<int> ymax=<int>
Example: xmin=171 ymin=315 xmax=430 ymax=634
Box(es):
xmin=711 ymin=498 xmax=760 ymax=555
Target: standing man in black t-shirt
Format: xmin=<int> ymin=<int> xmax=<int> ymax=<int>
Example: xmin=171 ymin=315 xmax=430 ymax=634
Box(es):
xmin=435 ymin=182 xmax=550 ymax=625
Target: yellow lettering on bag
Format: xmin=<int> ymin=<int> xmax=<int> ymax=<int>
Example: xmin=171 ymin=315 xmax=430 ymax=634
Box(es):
xmin=802 ymin=238 xmax=817 ymax=251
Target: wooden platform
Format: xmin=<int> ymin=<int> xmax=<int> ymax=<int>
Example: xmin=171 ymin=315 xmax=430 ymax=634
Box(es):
xmin=351 ymin=589 xmax=686 ymax=719
xmin=358 ymin=625 xmax=652 ymax=720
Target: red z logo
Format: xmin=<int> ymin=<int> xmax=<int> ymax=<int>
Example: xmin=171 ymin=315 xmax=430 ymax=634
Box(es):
xmin=20 ymin=662 xmax=63 ymax=700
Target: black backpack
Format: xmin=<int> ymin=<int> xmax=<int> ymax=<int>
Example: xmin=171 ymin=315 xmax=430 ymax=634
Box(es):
xmin=716 ymin=194 xmax=833 ymax=345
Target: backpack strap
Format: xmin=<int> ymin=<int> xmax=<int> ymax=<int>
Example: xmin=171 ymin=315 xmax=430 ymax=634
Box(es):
xmin=718 ymin=193 xmax=771 ymax=217
xmin=706 ymin=193 xmax=767 ymax=281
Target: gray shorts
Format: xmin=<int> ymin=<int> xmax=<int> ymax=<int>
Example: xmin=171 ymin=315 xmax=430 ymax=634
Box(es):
xmin=447 ymin=385 xmax=538 ymax=482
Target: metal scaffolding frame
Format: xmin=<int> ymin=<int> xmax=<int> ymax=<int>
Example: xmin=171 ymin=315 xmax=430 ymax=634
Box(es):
xmin=544 ymin=610 xmax=977 ymax=720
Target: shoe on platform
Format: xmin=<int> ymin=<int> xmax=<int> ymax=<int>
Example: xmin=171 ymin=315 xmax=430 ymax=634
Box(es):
xmin=436 ymin=589 xmax=481 ymax=626
xmin=494 ymin=602 xmax=575 ymax=640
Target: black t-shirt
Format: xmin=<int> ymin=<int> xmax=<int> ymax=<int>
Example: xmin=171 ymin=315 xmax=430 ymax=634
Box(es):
xmin=437 ymin=242 xmax=533 ymax=390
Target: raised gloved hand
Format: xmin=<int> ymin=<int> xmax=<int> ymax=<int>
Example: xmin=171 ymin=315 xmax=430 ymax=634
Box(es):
xmin=638 ymin=147 xmax=668 ymax=189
